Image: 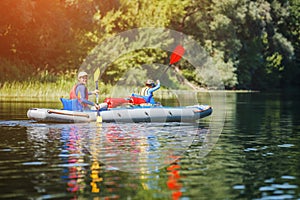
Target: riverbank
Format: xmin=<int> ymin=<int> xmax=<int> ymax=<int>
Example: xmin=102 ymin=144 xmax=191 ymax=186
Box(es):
xmin=0 ymin=80 xmax=258 ymax=102
xmin=0 ymin=80 xmax=114 ymax=101
xmin=0 ymin=68 xmax=258 ymax=102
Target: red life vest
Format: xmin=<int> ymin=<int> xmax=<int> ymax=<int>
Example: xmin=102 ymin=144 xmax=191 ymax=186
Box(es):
xmin=70 ymin=84 xmax=89 ymax=108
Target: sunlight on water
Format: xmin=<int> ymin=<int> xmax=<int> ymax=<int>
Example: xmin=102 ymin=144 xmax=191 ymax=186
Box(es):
xmin=0 ymin=119 xmax=213 ymax=199
xmin=0 ymin=92 xmax=300 ymax=199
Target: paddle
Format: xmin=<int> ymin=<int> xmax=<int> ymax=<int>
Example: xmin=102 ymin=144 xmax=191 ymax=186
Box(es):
xmin=93 ymin=67 xmax=102 ymax=122
xmin=162 ymin=45 xmax=185 ymax=75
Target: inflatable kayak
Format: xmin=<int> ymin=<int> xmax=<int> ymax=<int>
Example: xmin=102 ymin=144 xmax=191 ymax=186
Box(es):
xmin=27 ymin=105 xmax=212 ymax=123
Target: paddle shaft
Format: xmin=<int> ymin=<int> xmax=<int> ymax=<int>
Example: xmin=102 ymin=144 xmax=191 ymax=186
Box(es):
xmin=93 ymin=67 xmax=100 ymax=105
xmin=94 ymin=68 xmax=102 ymax=121
xmin=160 ymin=64 xmax=172 ymax=79
xmin=95 ymin=80 xmax=99 ymax=104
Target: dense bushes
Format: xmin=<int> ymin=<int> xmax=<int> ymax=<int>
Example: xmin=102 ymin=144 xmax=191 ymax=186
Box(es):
xmin=0 ymin=0 xmax=299 ymax=91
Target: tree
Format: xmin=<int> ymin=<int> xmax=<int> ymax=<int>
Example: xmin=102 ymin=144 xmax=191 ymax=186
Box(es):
xmin=81 ymin=0 xmax=189 ymax=85
xmin=177 ymin=0 xmax=239 ymax=88
xmin=179 ymin=0 xmax=297 ymax=90
xmin=0 ymin=0 xmax=299 ymax=91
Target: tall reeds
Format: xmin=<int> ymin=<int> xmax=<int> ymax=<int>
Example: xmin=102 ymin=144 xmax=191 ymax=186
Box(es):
xmin=0 ymin=60 xmax=180 ymax=102
xmin=0 ymin=75 xmax=74 ymax=99
xmin=0 ymin=68 xmax=115 ymax=101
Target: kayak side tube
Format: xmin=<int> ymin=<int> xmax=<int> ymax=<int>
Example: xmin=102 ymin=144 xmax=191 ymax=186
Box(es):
xmin=27 ymin=108 xmax=97 ymax=123
xmin=27 ymin=105 xmax=212 ymax=123
xmin=100 ymin=105 xmax=212 ymax=123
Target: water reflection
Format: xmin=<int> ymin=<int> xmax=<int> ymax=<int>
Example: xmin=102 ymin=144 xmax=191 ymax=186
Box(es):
xmin=82 ymin=122 xmax=208 ymax=173
xmin=23 ymin=122 xmax=209 ymax=199
xmin=1 ymin=92 xmax=299 ymax=199
xmin=167 ymin=163 xmax=182 ymax=200
xmin=60 ymin=126 xmax=87 ymax=194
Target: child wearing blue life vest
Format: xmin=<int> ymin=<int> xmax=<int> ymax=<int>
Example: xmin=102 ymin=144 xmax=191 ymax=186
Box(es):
xmin=138 ymin=79 xmax=160 ymax=104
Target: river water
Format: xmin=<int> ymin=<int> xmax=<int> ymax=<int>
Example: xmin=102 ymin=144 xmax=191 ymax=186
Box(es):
xmin=0 ymin=92 xmax=299 ymax=200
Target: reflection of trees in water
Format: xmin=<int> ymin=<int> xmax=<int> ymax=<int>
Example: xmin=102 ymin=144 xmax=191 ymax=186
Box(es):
xmin=25 ymin=125 xmax=88 ymax=198
xmin=28 ymin=125 xmax=101 ymax=198
xmin=81 ymin=122 xmax=211 ymax=199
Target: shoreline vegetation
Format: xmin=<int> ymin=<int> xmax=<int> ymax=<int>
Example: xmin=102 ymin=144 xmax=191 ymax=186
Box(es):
xmin=1 ymin=1 xmax=299 ymax=92
xmin=0 ymin=70 xmax=259 ymax=103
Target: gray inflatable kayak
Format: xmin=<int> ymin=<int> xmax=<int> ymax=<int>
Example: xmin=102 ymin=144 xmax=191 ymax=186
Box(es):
xmin=27 ymin=105 xmax=212 ymax=123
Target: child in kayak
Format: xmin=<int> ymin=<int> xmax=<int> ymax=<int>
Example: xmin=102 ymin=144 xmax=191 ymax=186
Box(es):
xmin=138 ymin=79 xmax=160 ymax=104
xmin=70 ymin=71 xmax=107 ymax=110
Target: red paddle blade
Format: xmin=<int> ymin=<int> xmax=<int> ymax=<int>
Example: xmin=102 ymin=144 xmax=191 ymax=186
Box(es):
xmin=169 ymin=45 xmax=185 ymax=65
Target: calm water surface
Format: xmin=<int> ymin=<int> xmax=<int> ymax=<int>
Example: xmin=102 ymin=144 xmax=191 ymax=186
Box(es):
xmin=0 ymin=92 xmax=299 ymax=200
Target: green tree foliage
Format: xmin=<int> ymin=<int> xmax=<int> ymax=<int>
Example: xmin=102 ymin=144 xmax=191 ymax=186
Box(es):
xmin=0 ymin=0 xmax=121 ymax=82
xmin=1 ymin=1 xmax=70 ymax=67
xmin=178 ymin=0 xmax=298 ymax=90
xmin=281 ymin=0 xmax=300 ymax=88
xmin=80 ymin=0 xmax=188 ymax=85
xmin=0 ymin=0 xmax=299 ymax=90
xmin=178 ymin=0 xmax=240 ymax=88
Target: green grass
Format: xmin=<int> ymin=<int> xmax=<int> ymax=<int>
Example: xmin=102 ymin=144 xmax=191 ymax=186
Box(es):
xmin=0 ymin=68 xmax=111 ymax=101
xmin=1 ymin=69 xmax=74 ymax=98
xmin=0 ymin=67 xmax=199 ymax=103
xmin=0 ymin=80 xmax=117 ymax=101
xmin=0 ymin=80 xmax=73 ymax=98
xmin=0 ymin=58 xmax=205 ymax=102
